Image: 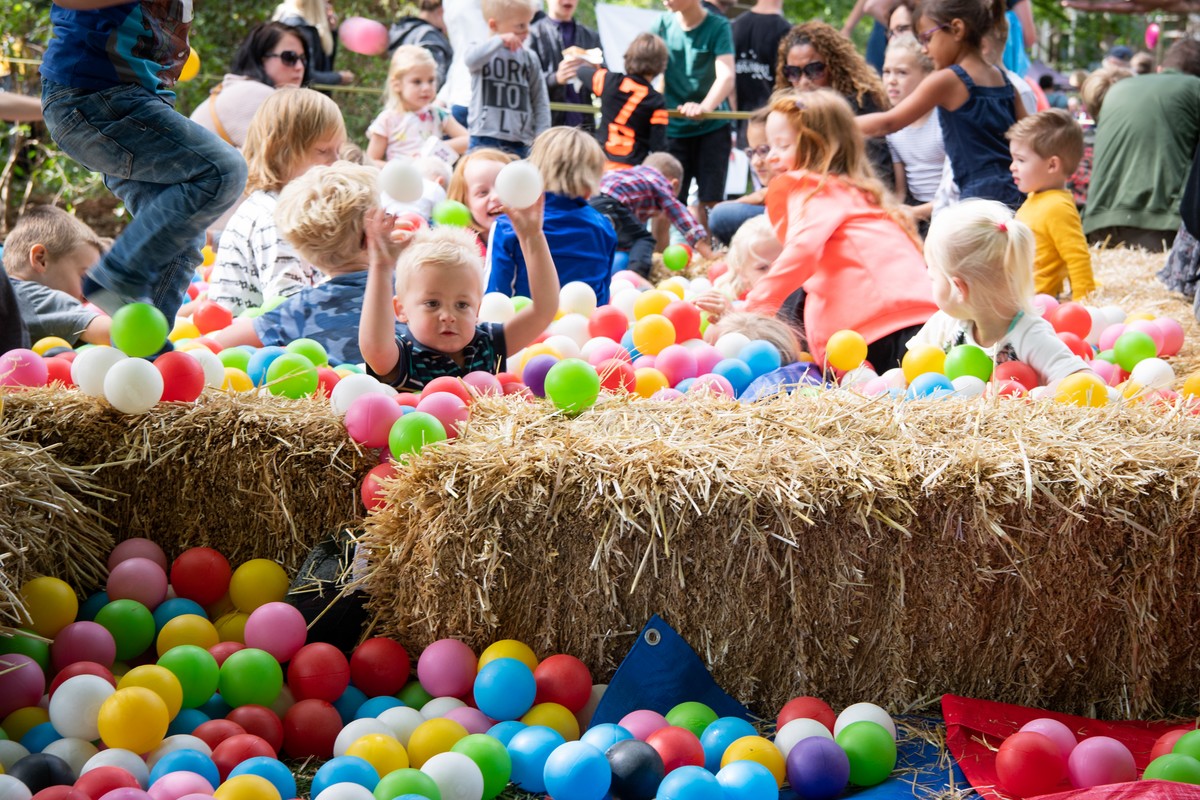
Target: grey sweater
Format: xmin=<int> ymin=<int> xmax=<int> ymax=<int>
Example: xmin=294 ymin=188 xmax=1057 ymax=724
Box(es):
xmin=464 ymin=37 xmax=550 ymax=145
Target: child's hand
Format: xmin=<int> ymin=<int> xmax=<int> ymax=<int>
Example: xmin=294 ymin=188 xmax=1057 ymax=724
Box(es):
xmin=504 ymin=193 xmax=545 ymax=240
xmin=694 ymin=240 xmax=716 ymax=261
xmin=555 ymin=57 xmax=583 ymax=84
xmin=678 ymin=102 xmax=706 ymax=119
xmin=364 ymin=208 xmax=413 ymax=268
xmin=499 ymin=33 xmax=524 ymax=51
xmin=693 ymin=291 xmax=730 ymax=321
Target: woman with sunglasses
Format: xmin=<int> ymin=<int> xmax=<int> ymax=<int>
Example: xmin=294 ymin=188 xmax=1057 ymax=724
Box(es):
xmin=775 ymin=22 xmax=895 ymax=190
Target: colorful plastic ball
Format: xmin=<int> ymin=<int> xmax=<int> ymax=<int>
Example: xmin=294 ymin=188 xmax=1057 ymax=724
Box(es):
xmin=472 ymin=658 xmax=536 ymax=722
xmin=157 ymin=616 xmax=220 ymax=657
xmin=213 ymin=612 xmax=249 ymax=645
xmin=1157 ymin=317 xmax=1186 ymax=356
xmin=43 ymin=357 xmax=75 ymax=387
xmin=110 ymin=304 xmax=169 ymax=358
xmin=527 ymin=654 xmax=589 ymax=714
xmin=632 ymin=315 xmax=676 ymax=356
xmin=281 ymin=700 xmax=340 ymax=759
xmin=0 ymin=655 xmax=44 ymax=720
xmin=414 ymin=392 xmax=470 ymax=438
xmin=147 ymin=772 xmax=213 ymax=800
xmin=786 ymin=735 xmax=850 ymax=800
xmin=107 ymin=559 xmax=169 ymax=613
xmin=360 ymin=462 xmax=397 ymax=512
xmin=1143 ymin=753 xmax=1200 ymax=783
xmin=218 ymin=650 xmax=282 ymax=709
xmin=662 ymin=245 xmax=690 ymax=272
xmin=601 ymin=738 xmax=662 ymax=800
xmin=407 ymin=719 xmax=468 ymax=768
xmin=484 ymin=721 xmax=525 ymax=749
xmin=1130 ymin=357 xmax=1176 ymax=392
xmin=208 ymin=642 xmax=245 ymax=667
xmin=227 ymin=758 xmax=294 ymax=800
xmin=688 ymin=373 xmax=735 ymax=397
xmin=224 ymin=707 xmax=282 ymax=755
xmin=645 ymin=727 xmax=704 ymax=773
xmin=656 ymin=765 xmax=721 ymax=800
xmin=80 ymin=750 xmax=149 ymax=788
xmin=901 ymin=344 xmax=945 ymax=384
xmin=834 ymin=721 xmax=896 ymax=787
xmin=227 ymin=561 xmax=288 ymax=614
xmin=1055 ymin=372 xmax=1108 ymax=407
xmin=721 ymin=736 xmax=784 ymax=786
xmin=1173 ymin=730 xmax=1200 ymax=761
xmin=166 ymin=708 xmax=209 ymax=736
xmin=432 ymin=200 xmax=471 ymax=228
xmin=696 ymin=717 xmax=754 ymax=773
xmin=0 ymin=742 xmax=32 ymax=774
xmin=596 ymin=359 xmax=636 ymax=393
xmin=151 ymin=598 xmax=206 ymax=633
xmin=241 ymin=604 xmax=306 ymax=664
xmin=520 ymin=703 xmax=578 ymax=741
xmin=715 ymin=760 xmax=777 ymax=800
xmin=619 ymin=710 xmax=669 ymax=742
xmin=543 ymin=358 xmax=601 ymax=415
xmin=652 ymin=345 xmax=697 ymax=387
xmin=262 ymin=353 xmax=318 ymax=399
xmin=212 ymin=774 xmax=279 ymax=800
xmin=995 ymin=731 xmax=1065 ymax=797
xmin=417 ymin=640 xmax=476 ymax=699
xmin=737 ymin=341 xmax=782 ymax=378
xmin=824 ymin=331 xmax=867 ymax=372
xmin=74 ymin=766 xmax=141 ymax=800
xmin=1018 ymin=718 xmax=1077 ymax=760
xmin=22 ymin=724 xmax=64 ymax=756
xmin=0 ymin=633 xmax=49 ymax=684
xmin=662 ymin=301 xmax=702 ymax=343
xmin=147 ymin=750 xmax=219 ymax=789
xmin=19 ymin=577 xmax=78 ymax=639
xmin=1049 ymin=302 xmax=1091 ymax=338
xmin=71 ymin=347 xmax=127 ymax=397
xmin=283 ymin=338 xmax=328 ymax=368
xmin=288 ymin=644 xmax=351 ymax=703
xmin=198 ymin=695 xmax=235 ymax=723
xmin=51 ymin=623 xmax=116 ymax=673
xmin=378 ymin=707 xmax=426 ymax=747
xmin=104 ymin=358 xmax=164 ymax=414
xmin=4 ymin=708 xmax=50 ymax=744
xmin=345 ymin=394 xmax=404 ymax=449
xmin=450 ymin=734 xmax=511 ymax=800
xmin=712 ymin=359 xmax=754 ymax=396
xmin=8 ymin=753 xmax=76 ymax=793
xmin=661 ymin=703 xmax=716 ymax=740
xmin=419 ymin=751 xmax=484 ymax=800
xmin=475 ymin=640 xmax=536 ymax=672
xmin=506 ymin=725 xmax=564 ymax=794
xmin=77 ymin=591 xmax=110 ymax=624
xmin=211 ymin=735 xmax=276 ymax=781
xmin=117 ymin=666 xmax=183 ymax=720
xmin=943 ymin=344 xmax=993 ymax=382
xmin=420 ymin=696 xmax=466 ymax=720
xmin=372 ymin=770 xmax=440 ymax=800
xmin=1066 ymin=735 xmax=1134 ymax=788
xmin=774 ymin=718 xmax=834 ymax=758
xmin=98 ymin=687 xmax=169 ymax=754
xmin=833 ymin=703 xmax=895 ymax=739
xmin=905 ymin=372 xmax=954 ymax=399
xmin=1112 ymin=330 xmax=1157 ymax=372
xmin=519 ymin=355 xmax=558 ymax=398
xmin=992 ymin=361 xmax=1039 ymax=391
xmin=348 ymin=639 xmax=410 ymax=699
xmin=539 ymin=742 xmax=608 ymax=800
xmin=311 ymin=757 xmax=380 ymax=798
xmin=345 ymin=734 xmax=409 ymax=777
xmin=153 ymin=352 xmax=205 ymax=403
xmin=388 ymin=412 xmax=448 ymax=462
xmin=589 ymin=307 xmax=630 ymax=342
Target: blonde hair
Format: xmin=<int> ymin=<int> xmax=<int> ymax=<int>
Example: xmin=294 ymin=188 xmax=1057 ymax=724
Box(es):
xmin=884 ymin=33 xmax=933 ymax=74
xmin=924 ymin=199 xmax=1035 ymax=320
xmin=447 ymin=148 xmax=516 ymax=235
xmin=243 ymin=87 xmax=347 ymax=193
xmin=530 ymin=127 xmax=606 ymax=198
xmin=2 ymin=205 xmax=103 ymax=277
xmin=1006 ymin=109 xmax=1084 ymax=174
xmin=273 ymin=0 xmax=333 ymax=55
xmin=481 ymin=0 xmax=533 ymax=22
xmin=723 ymin=215 xmax=778 ymax=297
xmin=276 ymin=161 xmax=378 ymax=269
xmin=710 ymin=311 xmax=801 ymax=363
xmin=1080 ymin=66 xmax=1131 ymax=122
xmin=394 ymin=226 xmax=485 ymax=298
xmin=385 ymin=46 xmax=437 ymax=111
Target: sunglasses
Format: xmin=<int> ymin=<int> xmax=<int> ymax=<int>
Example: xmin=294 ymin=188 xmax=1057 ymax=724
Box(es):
xmin=782 ymin=62 xmax=826 ymax=83
xmin=744 ymin=144 xmax=771 ymax=160
xmin=265 ymin=50 xmax=306 ymax=67
xmin=917 ymin=24 xmax=948 ymax=46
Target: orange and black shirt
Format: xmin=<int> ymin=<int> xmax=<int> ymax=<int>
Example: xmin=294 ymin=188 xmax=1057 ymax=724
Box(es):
xmin=579 ymin=65 xmax=668 ymax=167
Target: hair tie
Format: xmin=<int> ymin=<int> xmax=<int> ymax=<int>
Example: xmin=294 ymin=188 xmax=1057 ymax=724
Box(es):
xmin=996 ymin=222 xmax=1008 ymax=233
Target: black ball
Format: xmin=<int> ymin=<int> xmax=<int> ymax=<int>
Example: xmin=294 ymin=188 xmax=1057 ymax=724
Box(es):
xmin=7 ymin=753 xmax=76 ymax=793
xmin=606 ymin=738 xmax=666 ymax=800
xmin=42 ymin=347 xmax=73 ymax=358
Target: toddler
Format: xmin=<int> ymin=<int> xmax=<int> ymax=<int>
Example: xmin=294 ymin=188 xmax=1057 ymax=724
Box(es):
xmin=367 ymin=45 xmax=468 ymax=165
xmin=705 ymin=311 xmax=823 ymax=400
xmin=447 ymin=148 xmax=517 ymax=254
xmin=576 ymin=33 xmax=670 ymax=168
xmin=596 ymin=152 xmax=715 ymax=262
xmin=882 ymin=35 xmax=945 ymax=229
xmin=695 ymin=215 xmax=781 ymax=322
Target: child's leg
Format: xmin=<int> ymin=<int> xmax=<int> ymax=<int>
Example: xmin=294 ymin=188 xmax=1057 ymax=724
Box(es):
xmin=689 ymin=124 xmax=732 ymax=233
xmin=41 ymin=81 xmax=247 ymax=320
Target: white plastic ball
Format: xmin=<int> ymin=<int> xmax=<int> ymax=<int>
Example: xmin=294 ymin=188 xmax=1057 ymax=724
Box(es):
xmin=71 ymin=346 xmax=128 ymax=397
xmin=0 ymin=742 xmax=29 ymax=772
xmin=379 ymin=159 xmax=425 ymax=204
xmin=50 ymin=674 xmax=115 ymax=740
xmin=0 ymin=775 xmax=33 ymax=800
xmin=839 ymin=366 xmax=878 ymax=388
xmin=774 ymin=718 xmax=834 ymax=757
xmin=680 ymin=338 xmax=708 ymax=352
xmin=609 ymin=278 xmax=635 ymax=297
xmin=833 ymin=702 xmax=896 ymax=740
xmin=543 ymin=335 xmax=581 ymax=360
xmin=82 ymin=748 xmax=150 ymax=787
xmin=951 ymin=375 xmax=986 ymax=398
xmin=560 ymin=282 xmax=598 ymax=318
xmin=714 ymin=332 xmax=751 ymax=360
xmin=42 ymin=738 xmax=98 ymax=778
xmin=549 ymin=313 xmax=591 ymax=348
xmin=421 ymin=695 xmax=467 ymax=719
xmin=330 ymin=373 xmax=389 ymax=416
xmin=186 ymin=346 xmax=225 ymax=389
xmin=315 ymin=783 xmax=378 ymax=800
xmin=377 ymin=706 xmax=425 ymax=747
xmin=1129 ymin=357 xmax=1175 ymax=391
xmin=1106 ymin=385 xmax=1123 ymax=404
xmin=611 ymin=288 xmax=641 ymax=322
xmin=880 ymin=367 xmax=907 ymax=389
xmin=580 ymin=337 xmax=620 ymax=362
xmin=1101 ymin=305 xmax=1127 ymax=327
xmin=1085 ymin=307 xmax=1108 ymax=347
xmin=146 ymin=735 xmax=212 ymax=770
xmin=1029 ymin=385 xmax=1053 ymax=402
xmin=506 ymin=351 xmax=524 ymax=374
xmin=479 ymin=292 xmax=516 ymax=324
xmin=576 ymin=683 xmax=606 ymax=731
xmin=494 ymin=161 xmax=543 ymax=210
xmin=333 ymin=718 xmax=393 ymax=758
xmin=421 ymin=751 xmax=485 ymax=800
xmin=104 ymin=357 xmax=164 ymax=414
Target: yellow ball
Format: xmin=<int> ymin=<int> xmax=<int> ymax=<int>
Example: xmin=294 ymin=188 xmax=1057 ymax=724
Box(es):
xmin=721 ymin=735 xmax=786 ymax=787
xmin=633 ymin=290 xmax=675 ymax=320
xmin=118 ymin=665 xmax=183 ymax=720
xmin=478 ymin=639 xmax=538 ymax=672
xmin=901 ymin=344 xmax=945 ymax=385
xmin=656 ymin=279 xmax=686 ymax=300
xmin=825 ymin=330 xmax=868 ymax=372
xmin=157 ymin=614 xmax=220 ymax=656
xmin=519 ymin=343 xmax=563 ymax=372
xmin=1055 ymin=372 xmax=1108 ymax=407
xmin=214 ymin=611 xmax=249 ymax=643
xmin=19 ymin=576 xmax=78 ymax=638
xmin=201 ymin=245 xmax=216 ymax=267
xmin=1125 ymin=312 xmax=1155 ymax=323
xmin=229 ymin=559 xmax=289 ymax=612
xmin=521 ymin=702 xmax=579 ymax=741
xmin=632 ymin=314 xmax=676 ymax=356
xmin=214 ymin=774 xmax=281 ymax=800
xmin=31 ymin=337 xmax=72 ymax=356
xmin=206 ymin=593 xmax=236 ymax=621
xmin=98 ymin=686 xmax=169 ymax=753
xmin=3 ymin=707 xmax=49 ymax=741
xmin=169 ymin=320 xmax=202 ymax=342
xmin=406 ymin=718 xmax=469 ymax=767
xmin=346 ymin=733 xmax=410 ymax=776
xmin=222 ymin=368 xmax=255 ymax=393
xmin=179 ymin=48 xmax=202 ymax=83
xmin=633 ymin=367 xmax=670 ymax=398
xmin=1182 ymin=371 xmax=1200 ymax=398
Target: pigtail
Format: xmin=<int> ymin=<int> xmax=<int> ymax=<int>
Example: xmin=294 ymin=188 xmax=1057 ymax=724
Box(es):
xmin=997 ymin=215 xmax=1037 ymax=315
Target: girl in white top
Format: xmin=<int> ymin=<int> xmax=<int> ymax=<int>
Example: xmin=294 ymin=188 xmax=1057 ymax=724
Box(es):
xmin=883 ymin=35 xmax=945 ymax=224
xmin=367 ymin=46 xmax=468 ymax=165
xmin=906 ymin=199 xmax=1092 ymax=387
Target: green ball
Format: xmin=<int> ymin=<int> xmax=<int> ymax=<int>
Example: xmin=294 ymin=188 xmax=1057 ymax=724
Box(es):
xmin=219 ymin=347 xmax=252 ymax=372
xmin=432 ymin=200 xmax=472 ymax=228
xmin=397 ymin=680 xmax=433 ymax=710
xmin=388 ymin=411 xmax=447 ymax=462
xmin=1143 ymin=753 xmax=1200 ymax=783
xmin=835 ymin=720 xmax=897 ymax=787
xmin=943 ymin=344 xmax=993 ymax=382
xmin=511 ymin=296 xmax=532 ymax=313
xmin=452 ymin=733 xmax=512 ymax=800
xmin=665 ymin=701 xmax=718 ymax=738
xmin=94 ymin=599 xmax=156 ymax=661
xmin=1096 ymin=349 xmax=1116 ymax=364
xmin=663 ymin=244 xmax=690 ymax=272
xmin=218 ymin=647 xmax=283 ymax=707
xmin=1113 ymin=330 xmax=1157 ymax=372
xmin=110 ymin=302 xmax=169 ymax=358
xmin=264 ymin=353 xmax=319 ymax=399
xmin=373 ymin=768 xmax=442 ymax=800
xmin=158 ymin=644 xmax=220 ymax=708
xmin=286 ymin=338 xmax=329 ymax=367
xmin=543 ymin=358 xmax=601 ymax=415
xmin=0 ymin=629 xmax=50 ymax=674
xmin=262 ymin=295 xmax=288 ymax=313
xmin=340 ymin=363 xmax=365 ymax=374
xmin=1175 ymin=730 xmax=1200 ymax=761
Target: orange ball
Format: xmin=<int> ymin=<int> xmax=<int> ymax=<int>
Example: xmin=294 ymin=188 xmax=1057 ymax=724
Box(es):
xmin=632 ymin=315 xmax=676 ymax=356
xmin=633 ymin=367 xmax=670 ymax=398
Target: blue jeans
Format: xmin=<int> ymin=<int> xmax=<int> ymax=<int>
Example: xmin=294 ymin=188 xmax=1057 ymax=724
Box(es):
xmin=468 ymin=135 xmax=529 ymax=159
xmin=41 ymin=80 xmax=247 ymax=319
xmin=708 ymin=202 xmax=765 ymax=246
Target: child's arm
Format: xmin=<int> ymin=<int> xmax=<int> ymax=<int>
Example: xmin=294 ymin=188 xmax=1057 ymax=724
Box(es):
xmin=501 ymin=196 xmax=559 ymax=354
xmin=79 ymin=314 xmax=111 ymax=346
xmin=464 ymin=37 xmax=505 ymax=72
xmin=0 ymin=93 xmax=42 ymax=122
xmin=678 ymin=55 xmax=734 ymax=119
xmin=442 ymin=114 xmax=469 ymax=154
xmin=358 ymin=210 xmax=409 ymax=379
xmin=1054 ymin=201 xmax=1096 ymax=299
xmin=652 ymin=172 xmax=712 ymax=254
xmin=857 ymin=69 xmax=963 ymax=137
xmin=892 ymin=162 xmax=908 ymax=203
xmin=210 ymin=318 xmax=265 ymax=350
xmin=743 ymin=185 xmax=842 ymax=316
xmin=366 ymin=133 xmax=388 ymax=164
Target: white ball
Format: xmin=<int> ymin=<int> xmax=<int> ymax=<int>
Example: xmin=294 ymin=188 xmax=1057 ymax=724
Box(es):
xmin=0 ymin=742 xmax=29 ymax=772
xmin=580 ymin=337 xmax=619 ymax=361
xmin=833 ymin=702 xmax=896 ymax=740
xmin=42 ymin=738 xmax=98 ymax=778
xmin=479 ymin=293 xmax=516 ymax=324
xmin=1085 ymin=307 xmax=1108 ymax=347
xmin=774 ymin=718 xmax=834 ymax=757
xmin=1101 ymin=305 xmax=1127 ymax=328
xmin=421 ymin=695 xmax=467 ymax=719
xmin=880 ymin=367 xmax=907 ymax=390
xmin=377 ymin=706 xmax=425 ymax=747
xmin=609 ymin=278 xmax=635 ymax=297
xmin=379 ymin=159 xmax=425 ymax=204
xmin=839 ymin=366 xmax=878 ymax=388
xmin=0 ymin=775 xmax=32 ymax=800
xmin=543 ymin=335 xmax=581 ymax=360
xmin=1029 ymin=385 xmax=1053 ymax=402
xmin=316 ymin=783 xmax=378 ymax=800
xmin=421 ymin=752 xmax=485 ymax=800
xmin=146 ymin=735 xmax=212 ymax=770
xmin=714 ymin=332 xmax=751 ymax=360
xmin=560 ymin=282 xmax=598 ymax=318
xmin=611 ymin=288 xmax=641 ymax=322
xmin=104 ymin=357 xmax=164 ymax=414
xmin=680 ymin=338 xmax=708 ymax=352
xmin=71 ymin=346 xmax=128 ymax=397
xmin=687 ymin=277 xmax=713 ymax=296
xmin=1106 ymin=385 xmax=1124 ymax=404
xmin=330 ymin=373 xmax=389 ymax=416
xmin=576 ymin=683 xmax=606 ymax=731
xmin=550 ymin=313 xmax=591 ymax=348
xmin=1130 ymin=357 xmax=1175 ymax=391
xmin=506 ymin=351 xmax=524 ymax=374
xmin=494 ymin=161 xmax=543 ymax=210
xmin=951 ymin=375 xmax=986 ymax=398
xmin=82 ymin=748 xmax=150 ymax=787
xmin=49 ymin=675 xmax=114 ymax=741
xmin=186 ymin=347 xmax=225 ymax=389
xmin=333 ymin=718 xmax=393 ymax=758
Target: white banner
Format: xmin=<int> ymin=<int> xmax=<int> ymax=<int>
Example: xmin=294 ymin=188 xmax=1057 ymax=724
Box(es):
xmin=595 ymin=3 xmax=664 ymax=73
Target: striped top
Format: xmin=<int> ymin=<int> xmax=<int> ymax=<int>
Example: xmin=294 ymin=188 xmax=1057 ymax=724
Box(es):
xmin=886 ymin=112 xmax=946 ymax=203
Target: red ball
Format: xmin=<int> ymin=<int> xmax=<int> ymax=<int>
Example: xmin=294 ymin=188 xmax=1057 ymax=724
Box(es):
xmin=533 ymin=654 xmax=592 ymax=713
xmin=33 ymin=789 xmax=87 ymax=800
xmin=502 ymin=382 xmax=532 ymax=398
xmin=211 ymin=733 xmax=276 ymax=780
xmin=226 ymin=705 xmax=284 ymax=754
xmin=1050 ymin=302 xmax=1091 ymax=339
xmin=588 ymin=306 xmax=630 ymax=342
xmin=361 ymin=462 xmax=397 ymax=512
xmin=597 ymin=359 xmax=636 ymax=393
xmin=495 ymin=372 xmax=520 ymax=385
xmin=187 ymin=284 xmax=200 ymax=301
xmin=45 ymin=357 xmax=76 ymax=387
xmin=996 ymin=731 xmax=1067 ymax=797
xmin=662 ymin=301 xmax=702 ymax=343
xmin=707 ymin=261 xmax=729 ymax=282
xmin=154 ymin=350 xmax=206 ymax=403
xmin=209 ymin=641 xmax=246 ymax=666
xmin=73 ymin=766 xmax=139 ymax=800
xmin=992 ymin=379 xmax=1028 ymax=398
xmin=316 ymin=367 xmax=340 ymax=398
xmin=1151 ymin=729 xmax=1191 ymax=761
xmin=194 ymin=300 xmax=234 ymax=335
xmin=993 ymin=361 xmax=1039 ymax=391
xmin=282 ymin=699 xmax=342 ymax=759
xmin=395 ymin=393 xmax=421 ymax=408
xmin=350 ymin=638 xmax=411 ymax=697
xmin=1057 ymin=332 xmax=1093 ymax=361
xmin=645 ymin=726 xmax=705 ymax=773
xmin=170 ymin=547 xmax=232 ymax=606
xmin=49 ymin=661 xmax=116 ymax=698
xmin=196 ymin=337 xmax=225 ymax=354
xmin=288 ymin=642 xmax=351 ymax=702
xmin=777 ymin=696 xmax=836 ymax=734
xmin=192 ymin=719 xmax=247 ymax=751
xmin=421 ymin=376 xmax=473 ymax=405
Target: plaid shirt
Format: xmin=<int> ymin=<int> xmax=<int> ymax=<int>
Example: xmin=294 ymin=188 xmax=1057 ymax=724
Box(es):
xmin=598 ymin=166 xmax=708 ymax=247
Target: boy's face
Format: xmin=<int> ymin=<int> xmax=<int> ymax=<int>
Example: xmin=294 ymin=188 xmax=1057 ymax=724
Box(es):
xmin=394 ymin=264 xmax=483 ymax=355
xmin=489 ymin=7 xmax=533 ymax=40
xmin=40 ymin=243 xmax=100 ymax=302
xmin=1009 ymin=138 xmax=1062 ymax=195
xmin=291 ymin=130 xmax=348 ymax=181
xmin=663 ymin=0 xmax=700 ymax=13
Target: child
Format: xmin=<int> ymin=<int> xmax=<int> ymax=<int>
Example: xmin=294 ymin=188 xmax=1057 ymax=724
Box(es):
xmin=708 ymin=107 xmax=777 ymax=246
xmin=856 ymin=0 xmax=1026 ymax=210
xmin=383 ymin=156 xmax=453 ymax=221
xmin=366 ymin=46 xmax=468 ymax=165
xmin=746 ymin=90 xmax=936 ymax=370
xmin=208 ymin=88 xmax=347 ymax=315
xmin=576 ymin=33 xmax=670 ymax=168
xmin=463 ymin=0 xmax=550 ymax=158
xmin=446 ymin=148 xmax=517 ymax=254
xmin=705 ymin=311 xmax=823 ymax=400
xmin=487 ymin=127 xmax=617 ymax=304
xmin=40 ymin=0 xmax=247 ymax=319
xmin=694 ymin=215 xmax=781 ymax=322
xmin=4 ymin=206 xmax=110 ymax=346
xmin=359 ymin=193 xmax=560 ymax=390
xmin=596 ymin=152 xmax=715 ymax=261
xmin=1007 ymin=110 xmax=1095 ymax=300
xmin=212 ymin=162 xmax=401 ymax=366
xmin=907 ymin=199 xmax=1092 ymax=386
xmin=882 ymin=35 xmax=945 ymax=229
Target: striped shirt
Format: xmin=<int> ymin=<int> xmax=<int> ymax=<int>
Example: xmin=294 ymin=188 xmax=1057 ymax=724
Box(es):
xmin=886 ymin=113 xmax=946 ymax=203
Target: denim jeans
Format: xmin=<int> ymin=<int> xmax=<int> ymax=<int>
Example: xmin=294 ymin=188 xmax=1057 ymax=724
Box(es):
xmin=708 ymin=201 xmax=765 ymax=246
xmin=41 ymin=80 xmax=247 ymax=319
xmin=468 ymin=135 xmax=529 ymax=159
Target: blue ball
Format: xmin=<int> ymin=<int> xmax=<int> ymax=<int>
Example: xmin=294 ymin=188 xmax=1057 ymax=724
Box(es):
xmin=152 ymin=597 xmax=208 ymax=632
xmin=333 ymin=685 xmax=368 ymax=725
xmin=79 ymin=591 xmax=109 ymax=622
xmin=149 ymin=748 xmax=220 ymax=787
xmin=657 ymin=765 xmax=722 ymax=800
xmin=905 ymin=372 xmax=955 ymax=400
xmin=474 ymin=657 xmax=537 ymax=721
xmin=712 ymin=358 xmax=754 ymax=396
xmin=310 ymin=755 xmax=380 ymax=798
xmin=507 ymin=725 xmax=566 ymax=793
xmin=229 ymin=756 xmax=298 ymax=800
xmin=737 ymin=340 xmax=783 ymax=378
xmin=198 ymin=692 xmax=232 ymax=720
xmin=355 ymin=695 xmax=405 ymax=719
xmin=612 ymin=251 xmax=630 ymax=274
xmin=246 ymin=346 xmax=288 ymax=386
xmin=786 ymin=736 xmax=850 ymax=800
xmin=675 ymin=377 xmax=696 ymax=394
xmin=543 ymin=741 xmax=611 ymax=800
xmin=580 ymin=723 xmax=634 ymax=753
xmin=166 ymin=707 xmax=210 ymax=736
xmin=488 ymin=720 xmax=528 ymax=746
xmin=700 ymin=717 xmax=757 ymax=773
xmin=716 ymin=760 xmax=778 ymax=800
xmin=620 ymin=330 xmax=642 ymax=362
xmin=20 ymin=723 xmax=61 ymax=753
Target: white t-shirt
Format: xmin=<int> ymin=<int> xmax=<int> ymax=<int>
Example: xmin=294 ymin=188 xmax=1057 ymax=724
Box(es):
xmin=438 ymin=0 xmax=489 ymax=109
xmin=367 ymin=106 xmax=451 ymax=162
xmin=886 ymin=112 xmax=946 ymax=203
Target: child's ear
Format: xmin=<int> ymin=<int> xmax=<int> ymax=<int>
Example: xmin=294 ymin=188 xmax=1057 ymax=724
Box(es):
xmin=1046 ymin=155 xmax=1063 ymax=175
xmin=28 ymin=244 xmax=48 ymax=274
xmin=487 ymin=17 xmax=499 ymax=32
xmin=393 ymin=296 xmax=407 ymax=322
xmin=951 ymin=276 xmax=968 ymax=302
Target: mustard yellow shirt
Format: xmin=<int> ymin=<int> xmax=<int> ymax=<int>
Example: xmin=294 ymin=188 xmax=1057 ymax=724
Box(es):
xmin=1015 ymin=188 xmax=1096 ymax=299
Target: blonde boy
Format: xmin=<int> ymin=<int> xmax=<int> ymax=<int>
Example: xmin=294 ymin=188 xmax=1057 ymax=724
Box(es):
xmin=1007 ymin=109 xmax=1096 ymax=300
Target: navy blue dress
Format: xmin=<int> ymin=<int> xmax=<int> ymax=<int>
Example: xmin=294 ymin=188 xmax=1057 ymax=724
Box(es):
xmin=938 ymin=64 xmax=1024 ymax=210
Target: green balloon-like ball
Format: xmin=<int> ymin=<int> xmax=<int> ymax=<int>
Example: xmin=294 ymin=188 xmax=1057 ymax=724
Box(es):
xmin=665 ymin=701 xmax=718 ymax=738
xmin=1175 ymin=730 xmax=1200 ymax=761
xmin=262 ymin=295 xmax=289 ymax=313
xmin=1113 ymin=331 xmax=1157 ymax=372
xmin=662 ymin=244 xmax=690 ymax=272
xmin=388 ymin=411 xmax=447 ymax=461
xmin=373 ymin=768 xmax=442 ymax=800
xmin=511 ymin=296 xmax=532 ymax=313
xmin=219 ymin=347 xmax=252 ymax=372
xmin=398 ymin=680 xmax=433 ymax=710
xmin=452 ymin=733 xmax=513 ymax=800
xmin=836 ymin=720 xmax=897 ymax=787
xmin=219 ymin=647 xmax=283 ymax=708
xmin=111 ymin=302 xmax=169 ymax=357
xmin=1096 ymin=349 xmax=1116 ymax=364
xmin=0 ymin=629 xmax=51 ymax=674
xmin=94 ymin=599 xmax=156 ymax=661
xmin=264 ymin=353 xmax=319 ymax=398
xmin=943 ymin=344 xmax=993 ymax=382
xmin=286 ymin=337 xmax=329 ymax=367
xmin=544 ymin=358 xmax=601 ymax=415
xmin=158 ymin=644 xmax=220 ymax=708
xmin=432 ymin=200 xmax=472 ymax=228
xmin=1144 ymin=753 xmax=1200 ymax=784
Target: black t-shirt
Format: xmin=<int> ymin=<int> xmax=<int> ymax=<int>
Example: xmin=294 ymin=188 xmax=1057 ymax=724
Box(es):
xmin=0 ymin=264 xmax=29 ymax=354
xmin=579 ymin=65 xmax=668 ymax=166
xmin=731 ymin=11 xmax=791 ymax=115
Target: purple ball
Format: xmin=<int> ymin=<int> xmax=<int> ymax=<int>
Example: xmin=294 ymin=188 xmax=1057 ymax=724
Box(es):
xmin=0 ymin=654 xmax=46 ymax=717
xmin=51 ymin=621 xmax=117 ymax=672
xmin=787 ymin=736 xmax=850 ymax=800
xmin=522 ymin=355 xmax=559 ymax=398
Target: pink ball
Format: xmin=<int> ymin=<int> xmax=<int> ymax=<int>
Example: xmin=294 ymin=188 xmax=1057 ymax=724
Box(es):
xmin=1019 ymin=718 xmax=1077 ymax=760
xmin=462 ymin=371 xmax=503 ymax=397
xmin=651 ymin=388 xmax=685 ymax=401
xmin=0 ymin=654 xmax=46 ymax=717
xmin=691 ymin=343 xmax=723 ymax=376
xmin=689 ymin=373 xmax=735 ymax=398
xmin=99 ymin=791 xmax=152 ymax=800
xmin=1090 ymin=360 xmax=1122 ymax=387
xmin=174 ymin=795 xmax=216 ymax=800
xmin=414 ymin=391 xmax=470 ymax=438
xmin=0 ymin=348 xmax=48 ymax=387
xmin=585 ymin=339 xmax=631 ymax=367
xmin=1156 ymin=318 xmax=1185 ymax=357
xmin=444 ymin=706 xmax=495 ymax=734
xmin=338 ymin=16 xmax=389 ymax=55
xmin=52 ymin=621 xmax=117 ymax=672
xmin=632 ymin=355 xmax=656 ymax=371
xmin=859 ymin=377 xmax=889 ymax=397
xmin=107 ymin=556 xmax=169 ymax=610
xmin=1098 ymin=324 xmax=1126 ymax=353
xmin=416 ymin=638 xmax=477 ymax=698
xmin=1033 ymin=294 xmax=1060 ymax=317
xmin=243 ymin=602 xmax=308 ymax=662
xmin=344 ymin=393 xmax=403 ymax=449
xmin=1067 ymin=736 xmax=1136 ymax=789
xmin=619 ymin=709 xmax=669 ymax=741
xmin=108 ymin=538 xmax=169 ymax=571
xmin=1126 ymin=320 xmax=1165 ymax=354
xmin=654 ymin=345 xmax=698 ymax=387
xmin=148 ymin=773 xmax=214 ymax=800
